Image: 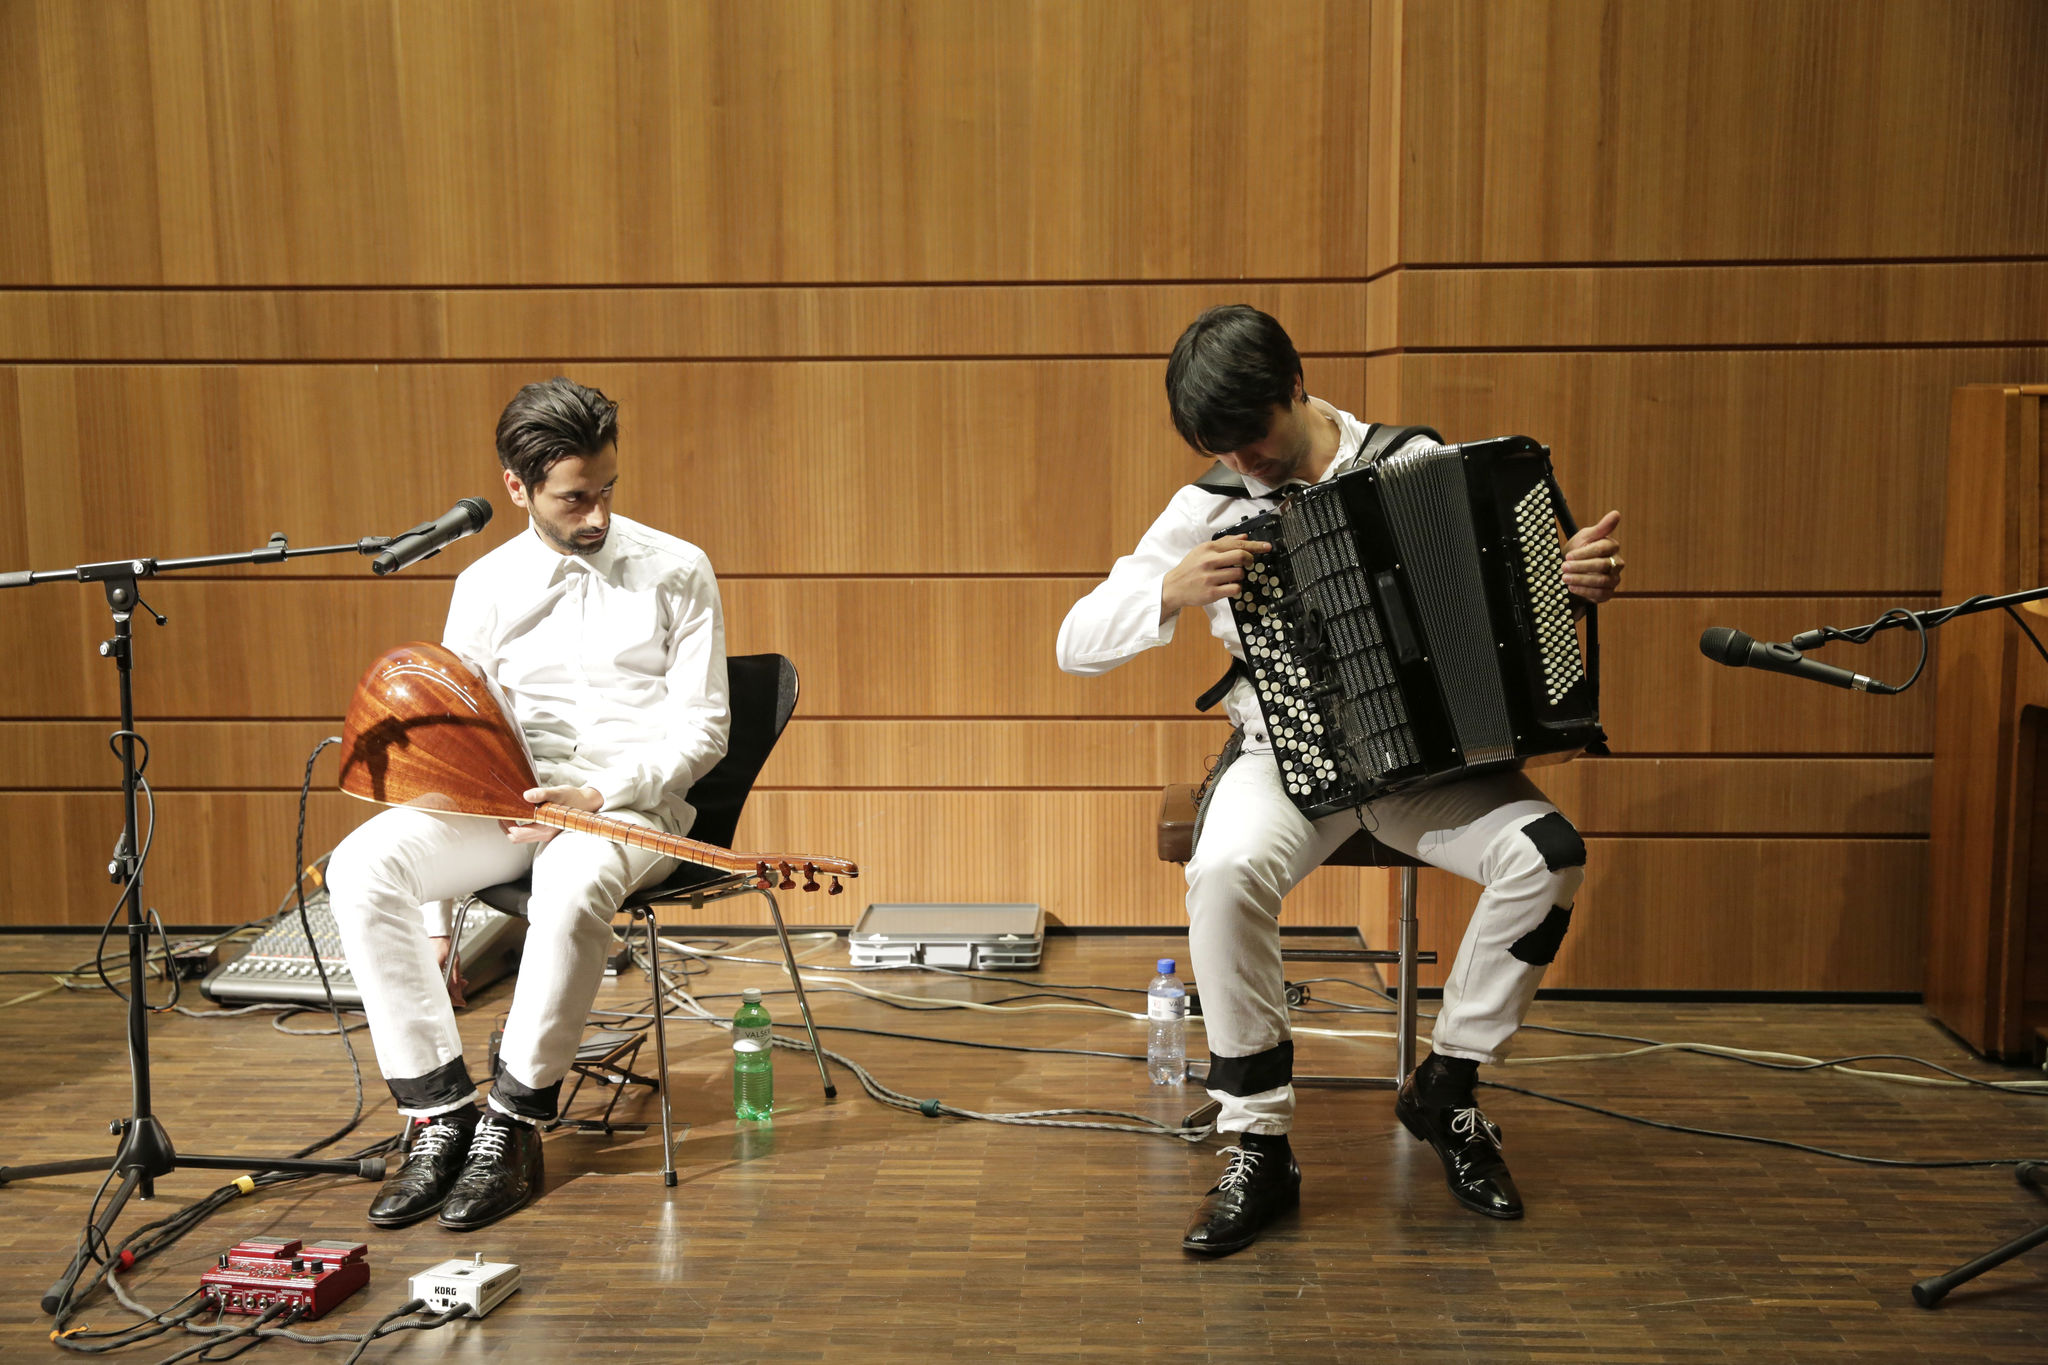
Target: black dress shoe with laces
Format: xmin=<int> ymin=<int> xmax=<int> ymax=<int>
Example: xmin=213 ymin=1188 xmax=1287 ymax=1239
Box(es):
xmin=1396 ymin=1056 xmax=1523 ymax=1220
xmin=438 ymin=1111 xmax=545 ymax=1231
xmin=1180 ymin=1133 xmax=1302 ymax=1257
xmin=368 ymin=1106 xmax=480 ymax=1228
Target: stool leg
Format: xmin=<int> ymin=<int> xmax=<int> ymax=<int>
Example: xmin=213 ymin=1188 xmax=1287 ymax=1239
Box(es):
xmin=758 ymin=887 xmax=837 ymax=1099
xmin=640 ymin=907 xmax=677 ymax=1187
xmin=1396 ymin=867 xmax=1419 ymax=1084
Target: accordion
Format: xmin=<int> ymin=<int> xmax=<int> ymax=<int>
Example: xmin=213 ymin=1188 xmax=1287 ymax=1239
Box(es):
xmin=1224 ymin=435 xmax=1604 ymax=817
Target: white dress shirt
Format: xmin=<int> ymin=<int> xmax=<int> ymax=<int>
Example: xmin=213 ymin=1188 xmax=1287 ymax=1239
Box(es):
xmin=1055 ymin=402 xmax=1376 ymax=753
xmin=442 ymin=513 xmax=731 ymax=821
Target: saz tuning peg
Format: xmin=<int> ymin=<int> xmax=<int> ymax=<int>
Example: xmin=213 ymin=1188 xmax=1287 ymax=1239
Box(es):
xmin=801 ymin=862 xmax=820 ymax=893
xmin=827 ymin=876 xmax=844 ymax=896
xmin=777 ymin=861 xmax=796 ymax=891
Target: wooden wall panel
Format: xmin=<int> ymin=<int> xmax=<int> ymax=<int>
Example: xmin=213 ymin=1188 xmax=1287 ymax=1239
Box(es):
xmin=1399 ymin=839 xmax=1926 ymax=994
xmin=0 ymin=284 xmax=1375 ymax=362
xmin=0 ymin=793 xmax=381 ymax=930
xmin=0 ymin=0 xmax=1370 ymax=286
xmin=1521 ymin=758 xmax=1928 ymax=838
xmin=0 ymin=722 xmax=349 ymax=791
xmin=1391 ymin=348 xmax=2048 ymax=594
xmin=5 ymin=0 xmax=2039 ymax=995
xmin=16 ymin=350 xmax=2041 ymax=593
xmin=1398 ymin=0 xmax=2048 ymax=264
xmin=0 ymin=580 xmax=1933 ymax=753
xmin=0 ymin=788 xmax=1926 ymax=988
xmin=1390 ymin=264 xmax=2048 ymax=350
xmin=1926 ymin=386 xmax=2048 ymax=1055
xmin=1365 ymin=0 xmax=1405 ymax=279
xmin=0 ymin=361 xmax=1363 ymax=577
xmin=0 ymin=720 xmax=1929 ymax=837
xmin=0 ymin=791 xmax=1382 ymax=931
xmin=759 ymin=734 xmax=1932 ymax=832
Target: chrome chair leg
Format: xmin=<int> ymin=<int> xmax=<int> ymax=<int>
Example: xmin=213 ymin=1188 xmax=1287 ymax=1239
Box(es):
xmin=1395 ymin=866 xmax=1419 ymax=1083
xmin=442 ymin=897 xmax=473 ymax=992
xmin=756 ymin=887 xmax=837 ymax=1099
xmin=639 ymin=906 xmax=678 ymax=1187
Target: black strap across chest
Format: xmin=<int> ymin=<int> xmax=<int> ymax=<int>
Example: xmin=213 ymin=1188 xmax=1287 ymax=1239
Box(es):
xmin=1188 ymin=422 xmax=1444 ymax=499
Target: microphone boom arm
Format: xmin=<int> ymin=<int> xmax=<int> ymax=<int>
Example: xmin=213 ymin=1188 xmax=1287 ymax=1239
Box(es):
xmin=1792 ymin=585 xmax=2048 ymax=652
xmin=2 ymin=533 xmax=400 ymax=591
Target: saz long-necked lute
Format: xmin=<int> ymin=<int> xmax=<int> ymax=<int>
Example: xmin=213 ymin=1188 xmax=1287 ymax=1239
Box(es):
xmin=337 ymin=641 xmax=858 ymax=894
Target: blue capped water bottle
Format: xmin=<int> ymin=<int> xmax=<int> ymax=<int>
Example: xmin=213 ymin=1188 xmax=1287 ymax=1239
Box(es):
xmin=1147 ymin=958 xmax=1188 ymax=1084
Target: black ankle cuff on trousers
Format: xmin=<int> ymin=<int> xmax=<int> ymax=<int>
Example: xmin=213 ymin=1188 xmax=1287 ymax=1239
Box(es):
xmin=386 ymin=1056 xmax=478 ymax=1113
xmin=1417 ymin=1053 xmax=1479 ymax=1106
xmin=490 ymin=1067 xmax=564 ymax=1123
xmin=1205 ymin=1040 xmax=1293 ymax=1097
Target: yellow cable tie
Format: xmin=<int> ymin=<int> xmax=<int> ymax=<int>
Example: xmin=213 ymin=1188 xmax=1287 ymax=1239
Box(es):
xmin=233 ymin=1175 xmax=256 ymax=1195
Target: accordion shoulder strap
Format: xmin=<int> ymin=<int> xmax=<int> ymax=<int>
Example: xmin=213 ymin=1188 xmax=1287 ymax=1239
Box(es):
xmin=1186 ymin=422 xmax=1443 ymax=498
xmin=1189 ymin=463 xmax=1248 ymax=496
xmin=1195 ymin=658 xmax=1247 ymax=713
xmin=1358 ymin=422 xmax=1443 ymax=466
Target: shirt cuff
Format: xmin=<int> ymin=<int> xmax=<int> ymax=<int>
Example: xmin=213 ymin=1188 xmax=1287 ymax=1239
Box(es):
xmin=1151 ymin=577 xmax=1179 ymax=643
xmin=587 ymin=770 xmax=642 ymax=813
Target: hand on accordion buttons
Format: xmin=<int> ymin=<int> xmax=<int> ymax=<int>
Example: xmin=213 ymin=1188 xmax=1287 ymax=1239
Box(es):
xmin=1562 ymin=510 xmax=1624 ymax=603
xmin=1162 ymin=534 xmax=1275 ymax=620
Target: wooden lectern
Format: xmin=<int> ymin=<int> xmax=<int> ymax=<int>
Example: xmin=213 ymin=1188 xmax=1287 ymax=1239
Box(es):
xmin=1929 ymin=384 xmax=2048 ymax=1060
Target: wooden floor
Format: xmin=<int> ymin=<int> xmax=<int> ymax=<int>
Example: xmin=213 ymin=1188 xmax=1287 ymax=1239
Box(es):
xmin=1 ymin=930 xmax=2045 ymax=1363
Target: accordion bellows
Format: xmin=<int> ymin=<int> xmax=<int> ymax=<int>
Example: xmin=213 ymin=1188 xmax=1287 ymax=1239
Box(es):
xmin=1225 ymin=435 xmax=1605 ymax=817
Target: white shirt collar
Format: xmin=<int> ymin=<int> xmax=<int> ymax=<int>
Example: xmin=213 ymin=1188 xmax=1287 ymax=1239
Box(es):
xmin=514 ymin=518 xmax=621 ymax=583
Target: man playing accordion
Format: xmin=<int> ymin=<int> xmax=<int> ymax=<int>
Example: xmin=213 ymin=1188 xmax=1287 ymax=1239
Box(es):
xmin=1057 ymin=306 xmax=1625 ymax=1256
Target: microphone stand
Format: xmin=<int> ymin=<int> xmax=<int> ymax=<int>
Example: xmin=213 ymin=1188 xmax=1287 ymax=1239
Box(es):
xmin=1794 ymin=585 xmax=2048 ymax=651
xmin=0 ymin=531 xmax=399 ymax=1316
xmin=1794 ymin=586 xmax=2048 ymax=1307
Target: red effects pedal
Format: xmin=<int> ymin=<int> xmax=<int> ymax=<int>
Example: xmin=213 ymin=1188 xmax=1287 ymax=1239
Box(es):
xmin=200 ymin=1237 xmax=369 ymax=1319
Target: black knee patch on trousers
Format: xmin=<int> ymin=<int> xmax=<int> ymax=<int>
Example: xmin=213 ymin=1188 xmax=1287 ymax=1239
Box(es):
xmin=386 ymin=1056 xmax=478 ymax=1113
xmin=490 ymin=1068 xmax=564 ymax=1123
xmin=1205 ymin=1040 xmax=1293 ymax=1097
xmin=1521 ymin=812 xmax=1586 ymax=872
xmin=1510 ymin=904 xmax=1574 ymax=966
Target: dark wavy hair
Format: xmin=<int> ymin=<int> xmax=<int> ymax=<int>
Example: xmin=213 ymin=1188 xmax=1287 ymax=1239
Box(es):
xmin=1164 ymin=305 xmax=1302 ymax=454
xmin=494 ymin=377 xmax=619 ymax=490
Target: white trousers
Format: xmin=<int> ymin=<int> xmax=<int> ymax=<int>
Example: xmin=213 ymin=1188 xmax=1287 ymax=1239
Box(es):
xmin=325 ymin=805 xmax=680 ymax=1120
xmin=1186 ymin=752 xmax=1585 ymax=1135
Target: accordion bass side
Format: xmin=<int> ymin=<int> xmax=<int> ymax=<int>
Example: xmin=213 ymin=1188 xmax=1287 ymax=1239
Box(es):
xmin=1224 ymin=435 xmax=1605 ymax=816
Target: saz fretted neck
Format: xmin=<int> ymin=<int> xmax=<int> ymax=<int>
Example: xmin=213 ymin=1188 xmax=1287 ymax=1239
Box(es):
xmin=337 ymin=641 xmax=858 ymax=894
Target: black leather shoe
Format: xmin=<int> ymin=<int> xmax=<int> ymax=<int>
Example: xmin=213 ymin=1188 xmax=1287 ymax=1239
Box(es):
xmin=438 ymin=1112 xmax=545 ymax=1231
xmin=1395 ymin=1070 xmax=1523 ymax=1220
xmin=1180 ymin=1135 xmax=1301 ymax=1257
xmin=368 ymin=1106 xmax=479 ymax=1228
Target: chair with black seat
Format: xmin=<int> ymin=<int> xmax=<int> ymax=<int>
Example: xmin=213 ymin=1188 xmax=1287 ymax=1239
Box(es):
xmin=456 ymin=652 xmax=836 ymax=1186
xmin=1157 ymin=780 xmax=1436 ymax=1098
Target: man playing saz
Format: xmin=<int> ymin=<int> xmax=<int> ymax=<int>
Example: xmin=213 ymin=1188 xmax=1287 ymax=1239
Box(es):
xmin=329 ymin=377 xmax=729 ymax=1230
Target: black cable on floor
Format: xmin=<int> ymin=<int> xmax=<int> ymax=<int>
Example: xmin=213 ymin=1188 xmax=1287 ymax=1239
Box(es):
xmin=1478 ymin=1077 xmax=2048 ymax=1171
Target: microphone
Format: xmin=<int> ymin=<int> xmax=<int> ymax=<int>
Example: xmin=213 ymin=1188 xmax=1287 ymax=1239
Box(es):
xmin=1698 ymin=627 xmax=1897 ymax=694
xmin=371 ymin=498 xmax=493 ymax=576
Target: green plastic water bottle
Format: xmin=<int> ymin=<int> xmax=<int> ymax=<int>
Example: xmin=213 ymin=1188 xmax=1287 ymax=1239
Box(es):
xmin=732 ymin=987 xmax=774 ymax=1120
